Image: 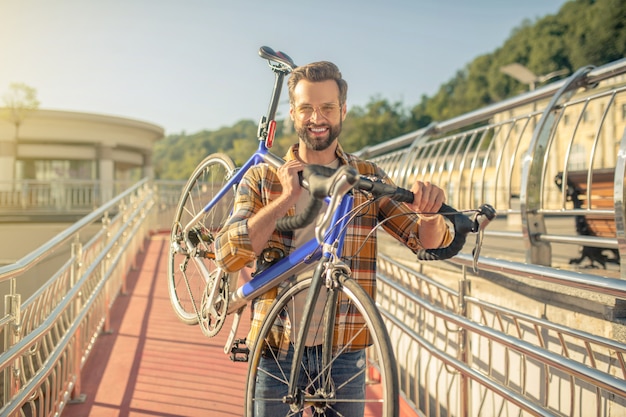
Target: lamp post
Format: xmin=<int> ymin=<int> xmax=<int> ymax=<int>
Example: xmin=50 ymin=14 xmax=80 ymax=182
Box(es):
xmin=500 ymin=63 xmax=569 ymax=91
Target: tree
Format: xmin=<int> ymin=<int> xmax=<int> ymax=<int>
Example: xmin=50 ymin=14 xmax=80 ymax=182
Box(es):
xmin=1 ymin=82 xmax=40 ymax=141
xmin=341 ymin=97 xmax=409 ymax=152
xmin=0 ymin=83 xmax=39 ymax=184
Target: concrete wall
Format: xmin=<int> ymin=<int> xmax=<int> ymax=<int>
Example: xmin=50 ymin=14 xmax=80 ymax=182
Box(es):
xmin=0 ymin=223 xmax=100 ymax=307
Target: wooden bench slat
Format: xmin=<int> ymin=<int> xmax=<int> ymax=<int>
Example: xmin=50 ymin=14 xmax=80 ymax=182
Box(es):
xmin=558 ymin=169 xmax=616 ymax=214
xmin=588 ymin=223 xmax=617 ymax=236
xmin=584 ymin=189 xmax=614 ymax=197
xmin=554 ymin=168 xmax=620 ymax=268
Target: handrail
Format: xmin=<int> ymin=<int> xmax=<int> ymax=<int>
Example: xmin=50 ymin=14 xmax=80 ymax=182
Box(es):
xmin=376 ymin=251 xmax=626 ymax=416
xmin=0 ymin=179 xmax=156 ymax=416
xmin=366 ymin=56 xmax=626 ymax=417
xmin=381 ymin=269 xmax=626 ymax=408
xmin=366 ymin=57 xmax=626 ymax=271
xmin=0 ymin=178 xmax=149 ymax=283
xmin=0 ymin=196 xmax=153 ymax=415
xmin=452 ymin=252 xmax=626 ymax=302
xmin=356 ymin=57 xmax=626 ymax=160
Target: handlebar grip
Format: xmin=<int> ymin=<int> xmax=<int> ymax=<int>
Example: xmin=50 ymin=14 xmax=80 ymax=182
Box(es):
xmin=355 ymin=178 xmax=414 ymax=203
xmin=275 ymin=165 xmax=353 ymax=232
xmin=392 ymin=187 xmax=414 ymax=203
xmin=415 ymin=203 xmax=473 ymax=261
xmin=275 ymin=198 xmax=323 ymax=232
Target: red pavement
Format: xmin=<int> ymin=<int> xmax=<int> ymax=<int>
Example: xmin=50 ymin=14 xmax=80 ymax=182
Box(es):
xmin=61 ymin=234 xmax=418 ymax=417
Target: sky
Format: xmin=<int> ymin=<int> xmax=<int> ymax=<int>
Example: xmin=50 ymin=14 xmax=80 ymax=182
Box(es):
xmin=1 ymin=0 xmax=569 ymax=135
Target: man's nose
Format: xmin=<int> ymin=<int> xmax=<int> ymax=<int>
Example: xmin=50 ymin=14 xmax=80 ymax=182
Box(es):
xmin=310 ymin=107 xmax=324 ymax=121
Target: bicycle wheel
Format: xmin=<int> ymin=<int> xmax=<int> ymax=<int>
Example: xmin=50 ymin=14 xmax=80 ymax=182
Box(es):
xmin=168 ymin=153 xmax=236 ymax=331
xmin=245 ymin=274 xmax=399 ymax=417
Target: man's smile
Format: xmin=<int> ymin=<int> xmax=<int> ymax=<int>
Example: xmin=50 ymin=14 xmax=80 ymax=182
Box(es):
xmin=308 ymin=125 xmax=329 ymax=135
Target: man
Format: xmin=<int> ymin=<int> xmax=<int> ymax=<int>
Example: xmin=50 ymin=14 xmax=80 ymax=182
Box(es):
xmin=215 ymin=61 xmax=451 ymax=416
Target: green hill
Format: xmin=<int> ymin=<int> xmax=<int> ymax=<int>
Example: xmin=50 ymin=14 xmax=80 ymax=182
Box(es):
xmin=153 ymin=0 xmax=625 ymax=180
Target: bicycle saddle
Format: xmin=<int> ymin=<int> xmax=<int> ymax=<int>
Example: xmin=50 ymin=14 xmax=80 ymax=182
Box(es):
xmin=259 ymin=46 xmax=297 ymax=70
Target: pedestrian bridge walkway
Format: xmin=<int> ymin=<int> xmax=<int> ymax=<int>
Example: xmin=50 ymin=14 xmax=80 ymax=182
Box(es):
xmin=61 ymin=234 xmax=249 ymax=416
xmin=60 ymin=234 xmax=417 ymax=417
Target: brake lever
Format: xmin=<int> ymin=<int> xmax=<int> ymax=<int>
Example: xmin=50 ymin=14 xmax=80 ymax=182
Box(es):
xmin=470 ymin=204 xmax=496 ymax=273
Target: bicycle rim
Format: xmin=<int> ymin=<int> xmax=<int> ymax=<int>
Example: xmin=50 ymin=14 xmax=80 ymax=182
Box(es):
xmin=167 ymin=153 xmax=236 ymax=326
xmin=244 ymin=275 xmax=399 ymax=417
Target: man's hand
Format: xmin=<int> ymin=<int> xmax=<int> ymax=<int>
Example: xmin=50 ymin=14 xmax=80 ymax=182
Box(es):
xmin=247 ymin=159 xmax=305 ymax=255
xmin=406 ymin=181 xmax=448 ymax=248
xmin=407 ymin=181 xmax=446 ymax=217
xmin=277 ymin=159 xmax=304 ymax=205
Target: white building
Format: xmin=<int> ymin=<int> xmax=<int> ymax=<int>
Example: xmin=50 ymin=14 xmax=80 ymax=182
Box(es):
xmin=0 ymin=109 xmax=164 ymax=209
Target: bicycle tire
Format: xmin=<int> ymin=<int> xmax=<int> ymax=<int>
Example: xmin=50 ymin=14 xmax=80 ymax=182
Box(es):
xmin=167 ymin=153 xmax=236 ymax=331
xmin=244 ymin=274 xmax=399 ymax=416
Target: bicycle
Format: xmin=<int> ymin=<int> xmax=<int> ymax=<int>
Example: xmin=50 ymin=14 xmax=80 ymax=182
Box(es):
xmin=168 ymin=46 xmax=496 ymax=416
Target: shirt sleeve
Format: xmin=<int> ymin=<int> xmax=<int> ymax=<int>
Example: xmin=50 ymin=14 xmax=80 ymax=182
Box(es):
xmin=372 ymin=165 xmax=453 ymax=252
xmin=214 ymin=171 xmax=262 ymax=273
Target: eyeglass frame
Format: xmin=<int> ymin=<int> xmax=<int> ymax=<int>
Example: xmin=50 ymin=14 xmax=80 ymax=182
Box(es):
xmin=292 ymin=102 xmax=344 ymax=120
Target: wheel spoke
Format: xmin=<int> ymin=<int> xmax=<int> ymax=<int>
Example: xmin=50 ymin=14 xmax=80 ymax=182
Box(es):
xmin=167 ymin=154 xmax=236 ymax=333
xmin=245 ymin=276 xmax=399 ymax=416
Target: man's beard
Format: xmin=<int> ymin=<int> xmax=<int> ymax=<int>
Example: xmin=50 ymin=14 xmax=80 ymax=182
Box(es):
xmin=296 ymin=120 xmax=342 ymax=151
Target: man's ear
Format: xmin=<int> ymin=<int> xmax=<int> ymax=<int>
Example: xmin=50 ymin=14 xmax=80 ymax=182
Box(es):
xmin=289 ymin=106 xmax=295 ymax=121
xmin=341 ymin=103 xmax=347 ymax=121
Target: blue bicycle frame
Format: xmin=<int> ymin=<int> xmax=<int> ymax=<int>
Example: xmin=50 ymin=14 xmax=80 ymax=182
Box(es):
xmin=183 ymin=137 xmax=354 ymax=316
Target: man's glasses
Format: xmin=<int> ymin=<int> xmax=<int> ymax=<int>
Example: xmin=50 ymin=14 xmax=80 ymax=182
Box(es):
xmin=294 ymin=103 xmax=341 ymax=120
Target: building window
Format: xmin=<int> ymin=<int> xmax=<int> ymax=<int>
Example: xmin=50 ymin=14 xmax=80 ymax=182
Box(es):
xmin=16 ymin=160 xmax=96 ymax=181
xmin=568 ymin=144 xmax=587 ymax=171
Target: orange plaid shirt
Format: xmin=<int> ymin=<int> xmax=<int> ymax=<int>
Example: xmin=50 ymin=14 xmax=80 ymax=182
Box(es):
xmin=214 ymin=144 xmax=451 ymax=354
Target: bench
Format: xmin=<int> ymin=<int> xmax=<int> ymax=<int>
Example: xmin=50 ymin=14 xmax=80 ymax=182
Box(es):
xmin=554 ymin=168 xmax=620 ymax=268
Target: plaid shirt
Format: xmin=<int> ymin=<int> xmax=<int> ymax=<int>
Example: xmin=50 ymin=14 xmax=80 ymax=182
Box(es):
xmin=214 ymin=144 xmax=451 ymax=355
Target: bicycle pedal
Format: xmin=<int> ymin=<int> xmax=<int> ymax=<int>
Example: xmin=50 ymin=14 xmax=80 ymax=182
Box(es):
xmin=229 ymin=338 xmax=249 ymax=362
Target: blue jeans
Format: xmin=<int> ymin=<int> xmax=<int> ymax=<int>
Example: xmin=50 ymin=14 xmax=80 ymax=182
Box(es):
xmin=255 ymin=344 xmax=366 ymax=416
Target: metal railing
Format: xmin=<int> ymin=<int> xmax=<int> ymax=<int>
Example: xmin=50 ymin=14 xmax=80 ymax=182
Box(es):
xmin=376 ymin=252 xmax=626 ymax=417
xmin=358 ymin=58 xmax=626 ymax=274
xmin=0 ymin=180 xmax=157 ymax=416
xmin=367 ymin=58 xmax=626 ymax=416
xmin=0 ymin=180 xmax=138 ymax=218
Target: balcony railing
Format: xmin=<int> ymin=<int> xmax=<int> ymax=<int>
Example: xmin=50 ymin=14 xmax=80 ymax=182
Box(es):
xmin=0 ymin=180 xmax=138 ymax=216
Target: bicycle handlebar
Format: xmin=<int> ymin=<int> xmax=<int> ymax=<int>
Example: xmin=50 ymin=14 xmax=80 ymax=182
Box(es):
xmin=275 ymin=164 xmax=496 ymax=261
xmin=275 ymin=165 xmax=356 ymax=232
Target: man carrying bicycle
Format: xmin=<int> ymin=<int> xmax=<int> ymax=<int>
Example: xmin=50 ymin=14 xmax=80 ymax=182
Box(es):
xmin=215 ymin=60 xmax=452 ymax=417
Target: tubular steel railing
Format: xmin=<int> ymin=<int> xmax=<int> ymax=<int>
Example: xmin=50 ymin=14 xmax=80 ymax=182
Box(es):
xmin=376 ymin=252 xmax=626 ymax=417
xmin=367 ymin=58 xmax=626 ymax=416
xmin=359 ymin=58 xmax=626 ymax=274
xmin=0 ymin=180 xmax=156 ymax=416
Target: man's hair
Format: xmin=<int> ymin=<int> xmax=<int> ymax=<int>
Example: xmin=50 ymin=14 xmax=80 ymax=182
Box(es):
xmin=287 ymin=61 xmax=348 ymax=105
